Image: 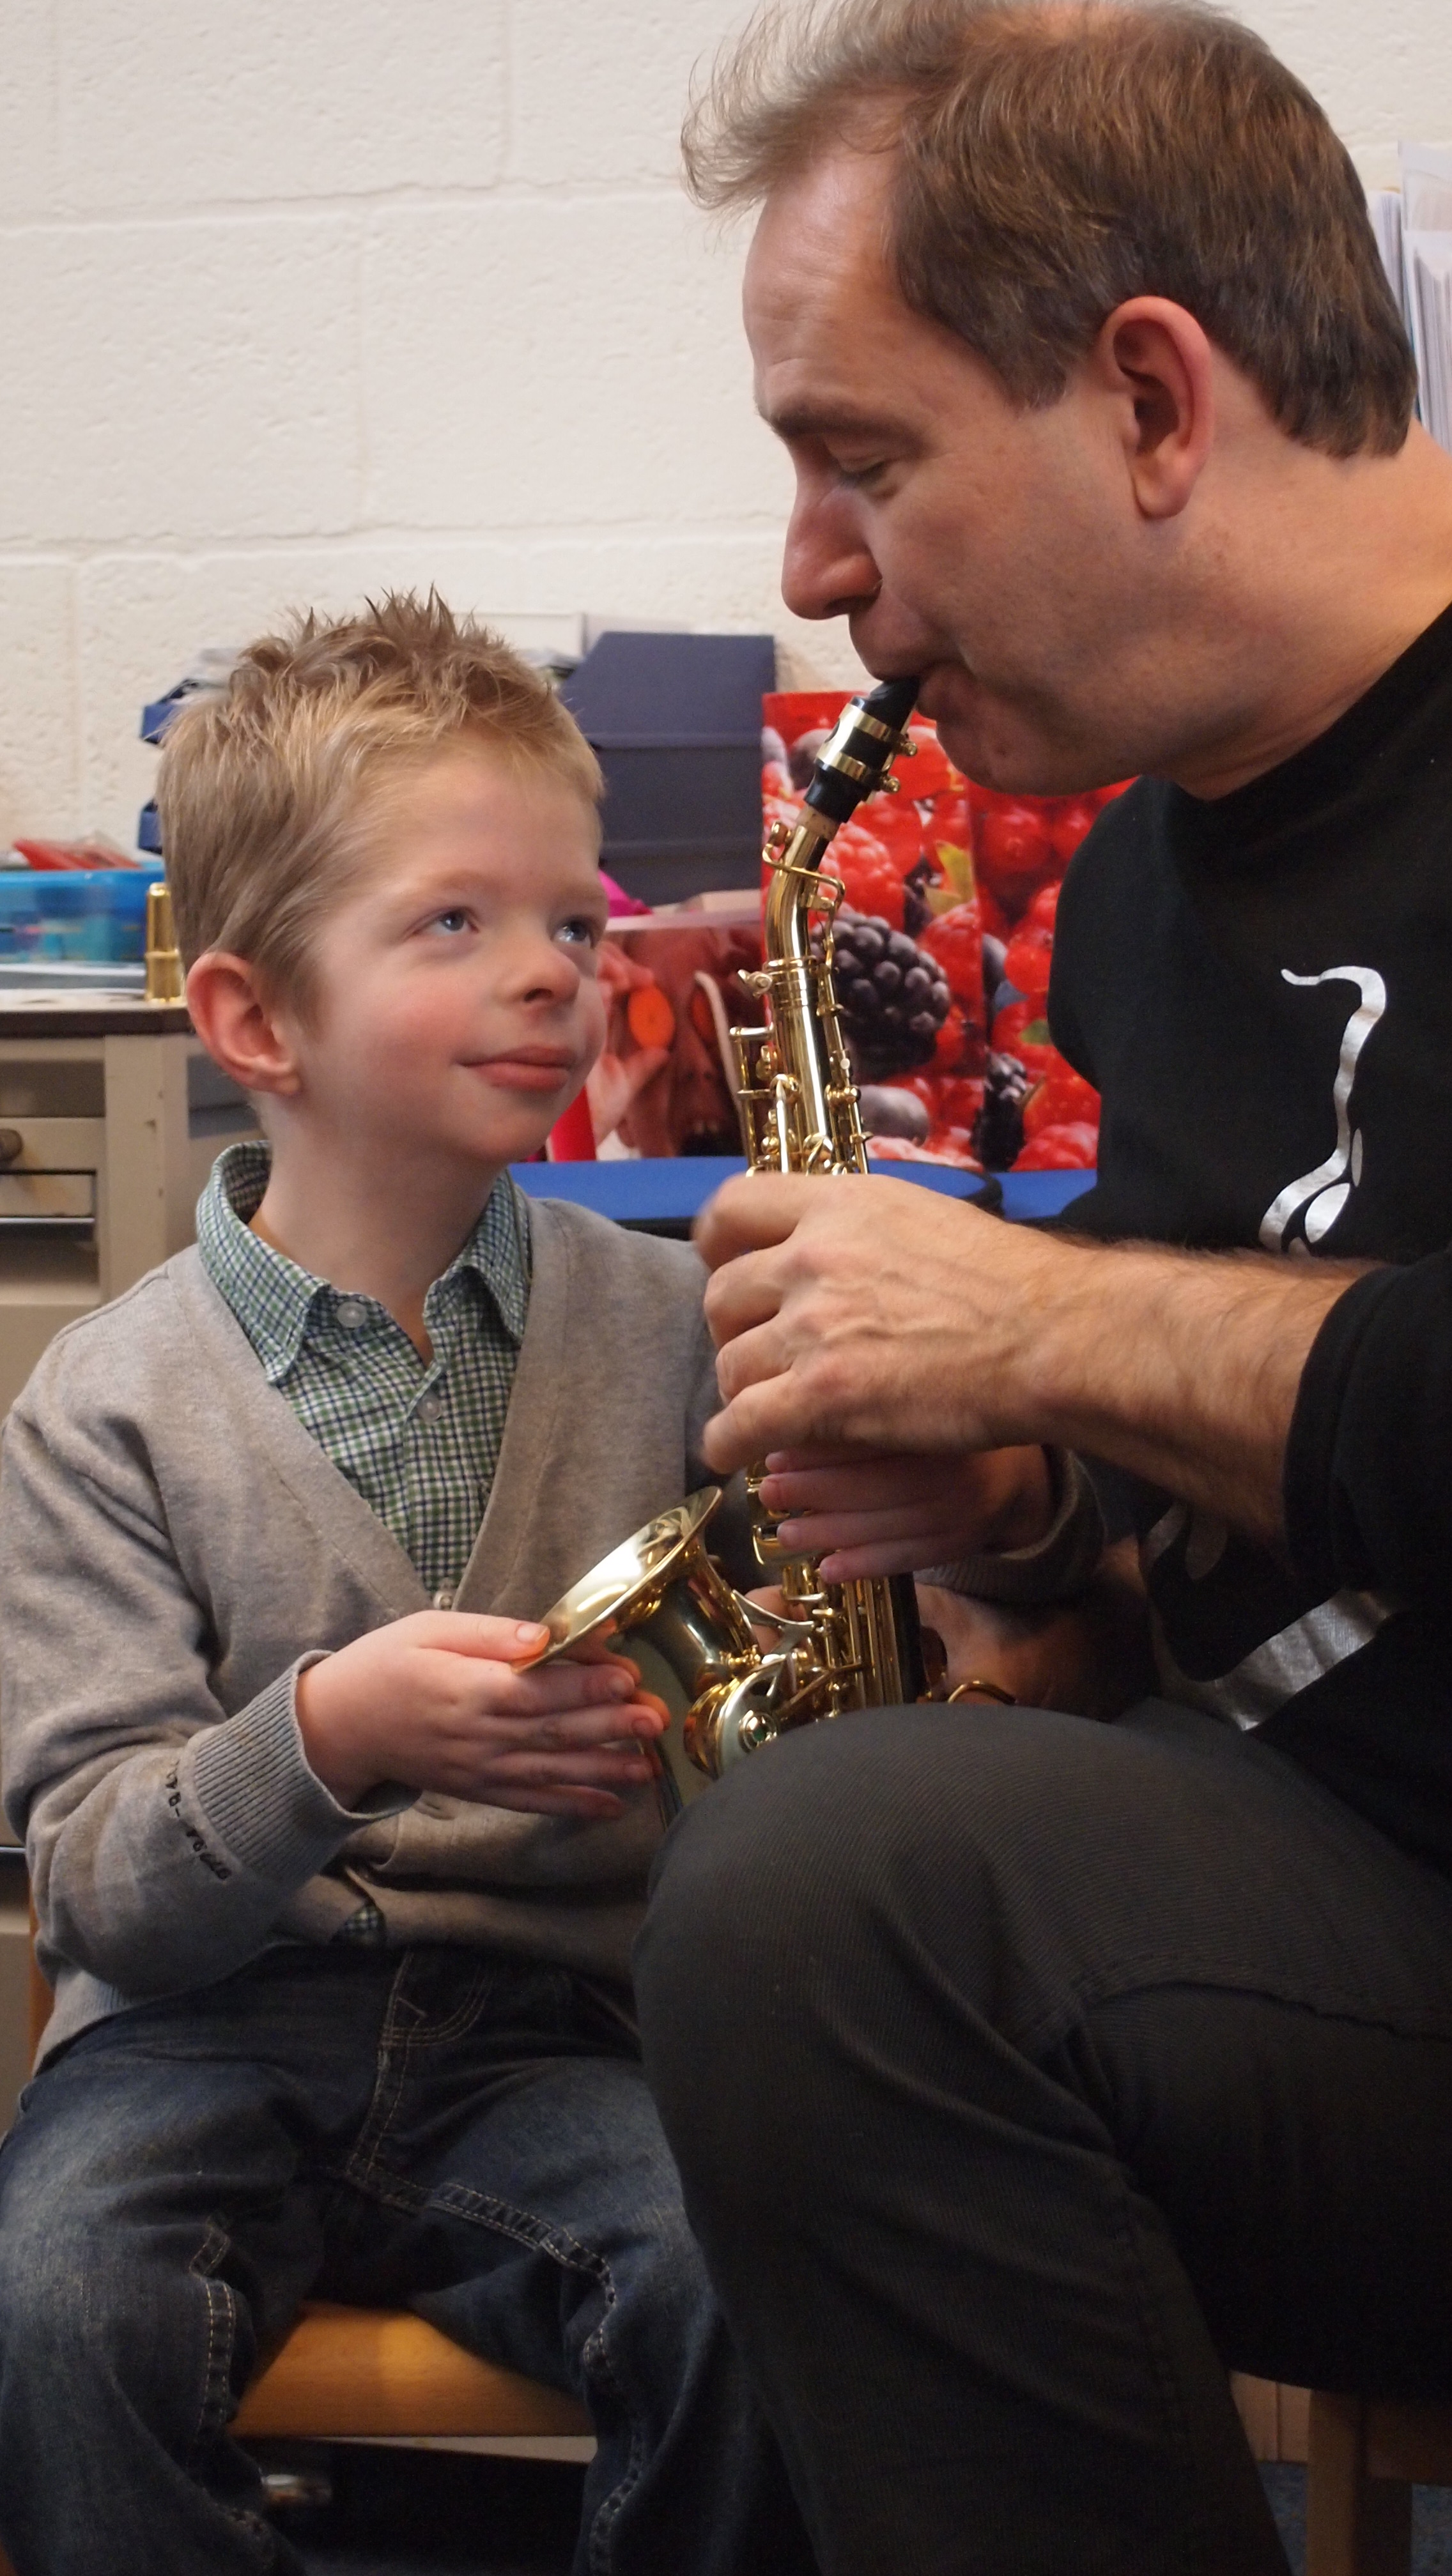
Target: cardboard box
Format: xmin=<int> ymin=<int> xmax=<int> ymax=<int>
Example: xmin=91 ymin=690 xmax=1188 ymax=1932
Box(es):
xmin=561 ymin=632 xmax=776 ymax=903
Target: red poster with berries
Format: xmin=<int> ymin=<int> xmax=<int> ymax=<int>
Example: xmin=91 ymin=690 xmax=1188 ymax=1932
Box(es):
xmin=762 ymin=692 xmax=1127 ymax=1174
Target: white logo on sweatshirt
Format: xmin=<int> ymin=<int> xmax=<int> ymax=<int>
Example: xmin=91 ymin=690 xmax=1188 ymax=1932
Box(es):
xmin=1258 ymin=966 xmax=1387 ymax=1254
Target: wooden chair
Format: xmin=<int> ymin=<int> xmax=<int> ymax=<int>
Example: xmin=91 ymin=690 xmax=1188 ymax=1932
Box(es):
xmin=0 ymin=1929 xmax=591 ymax=2576
xmin=14 ymin=1933 xmax=1449 ymax=2576
xmin=1232 ymin=2370 xmax=1310 ymax=2473
xmin=1235 ymin=2372 xmax=1452 ymax=2576
xmin=1300 ymin=2391 xmax=1452 ymax=2576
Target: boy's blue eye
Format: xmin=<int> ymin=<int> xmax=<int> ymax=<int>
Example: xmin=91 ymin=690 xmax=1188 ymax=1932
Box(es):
xmin=431 ymin=909 xmax=472 ymax=935
xmin=557 ymin=917 xmax=601 ymax=948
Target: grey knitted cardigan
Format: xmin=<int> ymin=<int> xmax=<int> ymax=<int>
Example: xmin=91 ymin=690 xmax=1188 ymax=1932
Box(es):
xmin=0 ymin=1198 xmax=745 ymax=2066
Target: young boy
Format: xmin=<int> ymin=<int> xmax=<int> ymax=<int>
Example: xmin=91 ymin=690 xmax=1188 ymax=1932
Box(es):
xmin=0 ymin=597 xmax=813 ymax=2576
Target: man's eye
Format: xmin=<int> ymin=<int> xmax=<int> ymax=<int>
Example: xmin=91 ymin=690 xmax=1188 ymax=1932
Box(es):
xmin=835 ymin=459 xmax=887 ymax=491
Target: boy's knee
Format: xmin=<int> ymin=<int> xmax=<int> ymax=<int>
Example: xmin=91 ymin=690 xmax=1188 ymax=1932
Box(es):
xmin=0 ymin=2181 xmax=114 ymax=2375
xmin=619 ymin=2190 xmax=716 ymax=2331
xmin=0 ymin=2122 xmax=218 ymax=2399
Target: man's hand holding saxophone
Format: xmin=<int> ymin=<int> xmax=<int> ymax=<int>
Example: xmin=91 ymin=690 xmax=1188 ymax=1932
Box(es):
xmin=695 ymin=1164 xmax=1357 ymax=1573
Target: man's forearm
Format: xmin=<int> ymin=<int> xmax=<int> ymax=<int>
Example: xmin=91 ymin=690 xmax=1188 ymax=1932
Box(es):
xmin=1022 ymin=1238 xmax=1366 ymax=1549
xmin=698 ymin=1173 xmax=1366 ymax=1556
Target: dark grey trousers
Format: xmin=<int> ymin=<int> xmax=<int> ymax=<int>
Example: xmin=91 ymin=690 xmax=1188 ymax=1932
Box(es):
xmin=634 ymin=1700 xmax=1452 ymax=2576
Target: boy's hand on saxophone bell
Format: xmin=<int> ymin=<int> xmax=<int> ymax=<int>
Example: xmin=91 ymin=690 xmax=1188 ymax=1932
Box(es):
xmin=294 ymin=1613 xmax=668 ymax=1818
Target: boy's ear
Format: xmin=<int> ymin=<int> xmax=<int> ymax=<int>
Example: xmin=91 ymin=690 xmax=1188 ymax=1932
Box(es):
xmin=185 ymin=952 xmax=304 ymax=1098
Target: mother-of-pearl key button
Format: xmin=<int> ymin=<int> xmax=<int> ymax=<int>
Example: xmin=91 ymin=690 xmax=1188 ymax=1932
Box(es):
xmin=336 ymin=1298 xmax=369 ymax=1329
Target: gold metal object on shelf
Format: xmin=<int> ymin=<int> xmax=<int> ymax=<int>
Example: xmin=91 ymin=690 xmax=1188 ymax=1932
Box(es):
xmin=144 ymin=881 xmax=185 ymax=1005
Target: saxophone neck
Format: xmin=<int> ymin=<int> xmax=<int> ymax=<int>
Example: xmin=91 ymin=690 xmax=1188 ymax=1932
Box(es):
xmin=762 ymin=812 xmax=835 ymax=967
xmin=736 ymin=677 xmax=920 ymax=1177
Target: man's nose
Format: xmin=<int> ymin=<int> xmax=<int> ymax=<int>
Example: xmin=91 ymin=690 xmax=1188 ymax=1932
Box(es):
xmin=781 ymin=488 xmax=882 ymax=624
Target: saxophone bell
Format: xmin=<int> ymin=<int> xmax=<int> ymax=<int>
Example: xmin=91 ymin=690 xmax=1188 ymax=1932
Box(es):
xmin=526 ymin=1486 xmax=799 ymax=1823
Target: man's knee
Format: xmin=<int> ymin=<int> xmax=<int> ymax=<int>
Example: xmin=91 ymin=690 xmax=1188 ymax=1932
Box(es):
xmin=635 ymin=1703 xmax=1159 ymax=2197
xmin=640 ymin=1702 xmax=1076 ymax=1993
xmin=640 ymin=1715 xmax=874 ymax=2057
xmin=638 ymin=1708 xmax=1019 ymax=2147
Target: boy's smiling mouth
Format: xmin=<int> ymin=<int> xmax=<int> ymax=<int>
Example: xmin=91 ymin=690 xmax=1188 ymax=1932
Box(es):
xmin=470 ymin=1045 xmax=580 ymax=1093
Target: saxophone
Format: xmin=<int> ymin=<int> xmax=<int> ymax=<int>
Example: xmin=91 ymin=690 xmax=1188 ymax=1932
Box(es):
xmin=531 ymin=678 xmax=936 ymax=1820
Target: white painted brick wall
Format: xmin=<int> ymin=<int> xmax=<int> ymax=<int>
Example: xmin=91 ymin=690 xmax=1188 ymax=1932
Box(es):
xmin=0 ymin=0 xmax=1448 ymax=853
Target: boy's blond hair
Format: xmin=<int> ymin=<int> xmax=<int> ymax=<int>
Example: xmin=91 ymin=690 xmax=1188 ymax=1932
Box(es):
xmin=157 ymin=592 xmax=603 ymax=1020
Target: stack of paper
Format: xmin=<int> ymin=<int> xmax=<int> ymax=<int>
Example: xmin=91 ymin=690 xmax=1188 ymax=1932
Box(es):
xmin=1401 ymin=142 xmax=1452 ymax=234
xmin=1410 ymin=237 xmax=1452 ymax=452
xmin=1386 ymin=144 xmax=1452 ymax=454
xmin=1370 ymin=188 xmax=1405 ymax=316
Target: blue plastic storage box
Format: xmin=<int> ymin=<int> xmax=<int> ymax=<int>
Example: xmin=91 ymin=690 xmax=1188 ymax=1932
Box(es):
xmin=0 ymin=864 xmax=166 ymax=963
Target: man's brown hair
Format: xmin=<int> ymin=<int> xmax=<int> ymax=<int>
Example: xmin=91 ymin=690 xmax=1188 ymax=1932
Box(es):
xmin=157 ymin=592 xmax=602 ymax=1018
xmin=684 ymin=0 xmax=1417 ymax=457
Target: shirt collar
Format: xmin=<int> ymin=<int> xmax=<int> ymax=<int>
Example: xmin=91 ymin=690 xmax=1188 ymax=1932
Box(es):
xmin=453 ymin=1162 xmax=532 ymax=1344
xmin=196 ymin=1141 xmax=531 ymax=1383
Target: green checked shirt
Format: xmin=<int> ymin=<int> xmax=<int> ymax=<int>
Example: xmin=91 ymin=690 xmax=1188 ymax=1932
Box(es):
xmin=196 ymin=1141 xmax=531 ymax=1607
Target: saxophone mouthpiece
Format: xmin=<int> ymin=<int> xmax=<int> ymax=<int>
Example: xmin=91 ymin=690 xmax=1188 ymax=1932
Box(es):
xmin=803 ymin=676 xmax=922 ymax=825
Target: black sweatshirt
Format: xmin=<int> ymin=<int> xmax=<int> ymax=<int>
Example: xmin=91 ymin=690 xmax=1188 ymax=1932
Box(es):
xmin=1049 ymin=597 xmax=1452 ymax=1871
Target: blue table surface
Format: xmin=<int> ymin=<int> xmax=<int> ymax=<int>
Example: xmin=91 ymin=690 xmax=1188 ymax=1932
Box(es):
xmin=510 ymin=1154 xmax=1095 ymax=1225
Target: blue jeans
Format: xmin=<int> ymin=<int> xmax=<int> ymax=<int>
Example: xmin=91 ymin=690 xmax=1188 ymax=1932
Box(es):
xmin=0 ymin=1943 xmax=814 ymax=2576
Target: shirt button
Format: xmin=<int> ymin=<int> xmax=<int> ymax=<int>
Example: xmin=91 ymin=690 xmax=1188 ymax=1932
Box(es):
xmin=417 ymin=1390 xmax=445 ymax=1426
xmin=432 ymin=1588 xmax=455 ymax=1612
xmin=336 ymin=1298 xmax=369 ymax=1330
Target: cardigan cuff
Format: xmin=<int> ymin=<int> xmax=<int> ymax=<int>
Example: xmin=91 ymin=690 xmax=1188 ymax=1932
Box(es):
xmin=187 ymin=1655 xmax=412 ymax=1883
xmin=920 ymin=1450 xmax=1106 ymax=1605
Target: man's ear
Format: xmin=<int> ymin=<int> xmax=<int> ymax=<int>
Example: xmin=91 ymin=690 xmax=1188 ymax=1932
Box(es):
xmin=1089 ymin=296 xmax=1216 ymax=521
xmin=185 ymin=951 xmax=304 ymax=1098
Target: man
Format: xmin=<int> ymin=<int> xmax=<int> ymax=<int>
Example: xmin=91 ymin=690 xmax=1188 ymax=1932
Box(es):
xmin=631 ymin=4 xmax=1452 ymax=2570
